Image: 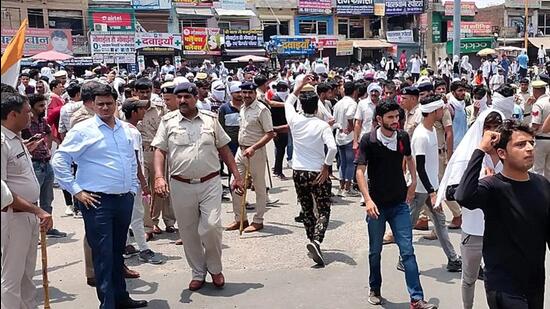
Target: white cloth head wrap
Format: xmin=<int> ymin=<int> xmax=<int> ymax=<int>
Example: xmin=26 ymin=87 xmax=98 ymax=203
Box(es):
xmin=491 ymin=92 xmax=515 ymax=119
xmin=419 ymin=99 xmax=444 ymax=113
xmin=367 ymin=83 xmax=382 ymax=95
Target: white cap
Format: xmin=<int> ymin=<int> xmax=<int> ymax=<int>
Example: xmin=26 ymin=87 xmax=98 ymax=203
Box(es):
xmin=230 ymin=82 xmax=242 ymax=93
xmin=53 ymin=70 xmax=67 ymax=77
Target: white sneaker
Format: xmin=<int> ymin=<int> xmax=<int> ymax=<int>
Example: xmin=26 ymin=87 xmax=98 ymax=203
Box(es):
xmin=64 ymin=206 xmax=74 ymax=216
xmin=286 ymin=160 xmax=292 ymax=169
xmin=336 ymin=188 xmax=344 ymax=197
xmin=267 ymin=194 xmax=279 ymax=205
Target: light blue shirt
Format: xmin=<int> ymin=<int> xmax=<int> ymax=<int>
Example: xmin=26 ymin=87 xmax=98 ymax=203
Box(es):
xmin=52 ymin=115 xmax=138 ymax=196
xmin=517 ymin=53 xmax=529 ymax=69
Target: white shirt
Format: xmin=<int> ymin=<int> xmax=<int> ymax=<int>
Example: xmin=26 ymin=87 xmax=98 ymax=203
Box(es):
xmin=538 ymin=48 xmax=546 ymax=59
xmin=410 ymin=58 xmax=421 ymax=74
xmin=161 ymin=64 xmax=175 ymax=75
xmin=1 ymin=179 xmax=13 ymax=209
xmin=462 ymin=154 xmax=503 ymax=236
xmin=333 ymin=96 xmax=357 ymax=146
xmin=482 ymin=61 xmax=491 ymax=78
xmin=354 ymin=98 xmax=375 ymax=137
xmin=128 ymin=124 xmax=144 ymax=171
xmin=285 ymin=94 xmax=337 ymax=172
xmin=489 ymin=74 xmax=505 ymax=91
xmin=411 ymin=124 xmax=439 ymax=193
xmin=59 ymin=101 xmax=83 ymax=133
xmin=197 ymin=99 xmax=212 ymax=111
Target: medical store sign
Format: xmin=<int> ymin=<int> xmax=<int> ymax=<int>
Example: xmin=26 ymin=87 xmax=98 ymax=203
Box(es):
xmin=271 ymin=36 xmax=317 ymax=55
xmin=182 ymin=27 xmax=221 ymax=55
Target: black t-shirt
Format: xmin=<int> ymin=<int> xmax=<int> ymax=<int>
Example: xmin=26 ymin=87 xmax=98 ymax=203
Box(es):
xmin=270 ymin=94 xmax=287 ymax=127
xmin=355 ymin=129 xmax=411 ymax=207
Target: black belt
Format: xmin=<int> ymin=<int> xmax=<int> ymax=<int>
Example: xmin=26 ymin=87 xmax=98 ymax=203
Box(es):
xmin=171 ymin=171 xmax=219 ymax=184
xmin=84 ymin=191 xmax=131 ymax=197
xmin=523 ymin=113 xmax=531 ymax=117
xmin=535 ymin=136 xmax=550 ymax=140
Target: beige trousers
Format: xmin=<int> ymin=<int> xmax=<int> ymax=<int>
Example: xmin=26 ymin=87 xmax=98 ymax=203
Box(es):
xmin=534 ymin=139 xmax=550 ymax=181
xmin=143 ymin=150 xmax=176 ymax=229
xmin=1 ymin=211 xmax=39 ymax=309
xmin=232 ymin=147 xmax=267 ymax=224
xmin=169 ymin=176 xmax=223 ymax=280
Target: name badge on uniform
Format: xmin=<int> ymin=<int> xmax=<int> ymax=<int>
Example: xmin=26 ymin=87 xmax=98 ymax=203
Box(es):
xmin=16 ymin=152 xmax=26 ymax=159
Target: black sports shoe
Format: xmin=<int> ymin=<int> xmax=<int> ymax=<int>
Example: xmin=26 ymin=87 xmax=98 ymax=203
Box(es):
xmin=46 ymin=228 xmax=67 ymax=238
xmin=396 ymin=258 xmax=405 ymax=272
xmin=478 ymin=266 xmax=485 ymax=280
xmin=294 ymin=214 xmax=304 ymax=223
xmin=123 ymin=245 xmax=139 ymax=259
xmin=368 ymin=290 xmax=383 ymax=305
xmin=447 ymin=258 xmax=462 ymax=272
xmin=306 ymin=240 xmax=325 ymax=266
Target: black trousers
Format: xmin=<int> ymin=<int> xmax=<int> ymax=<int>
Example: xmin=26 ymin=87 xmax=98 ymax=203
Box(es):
xmin=486 ymin=288 xmax=544 ymax=309
xmin=273 ymin=133 xmax=288 ymax=175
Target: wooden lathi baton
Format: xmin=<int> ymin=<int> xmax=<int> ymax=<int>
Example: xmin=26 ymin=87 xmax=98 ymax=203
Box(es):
xmin=239 ymin=158 xmax=251 ymax=235
xmin=40 ymin=229 xmax=51 ymax=309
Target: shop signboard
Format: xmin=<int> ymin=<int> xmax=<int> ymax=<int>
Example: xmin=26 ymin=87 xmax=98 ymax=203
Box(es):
xmin=446 ymin=37 xmax=494 ymax=54
xmin=91 ymin=32 xmax=136 ymax=63
xmin=72 ymin=35 xmax=89 ymax=55
xmin=61 ymin=57 xmax=95 ymax=67
xmin=385 ymin=0 xmax=424 ymax=15
xmin=172 ymin=0 xmax=213 ymax=7
xmin=298 ymin=0 xmax=332 ymax=15
xmin=182 ymin=27 xmax=221 ymax=55
xmin=220 ymin=0 xmax=246 ymax=10
xmin=504 ymin=0 xmax=540 ymax=8
xmin=444 ymin=1 xmax=476 ymax=16
xmin=386 ymin=30 xmax=414 ymax=43
xmin=316 ymin=35 xmax=341 ymax=49
xmin=135 ymin=33 xmax=183 ymax=50
xmin=223 ymin=30 xmax=264 ymax=49
xmin=271 ymin=36 xmax=317 ymax=55
xmin=92 ymin=54 xmax=136 ymax=64
xmin=89 ymin=9 xmax=135 ymax=32
xmin=1 ymin=28 xmax=73 ymax=56
xmin=137 ymin=55 xmax=146 ymax=71
xmin=336 ymin=40 xmax=353 ymax=56
xmin=132 ymin=0 xmax=172 ymax=10
xmin=336 ymin=0 xmax=374 ymax=15
xmin=447 ymin=22 xmax=493 ymax=39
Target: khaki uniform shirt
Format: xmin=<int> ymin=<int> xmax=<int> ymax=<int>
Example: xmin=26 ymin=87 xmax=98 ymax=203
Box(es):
xmin=1 ymin=126 xmax=40 ymax=207
xmin=404 ymin=104 xmax=422 ymax=138
xmin=70 ymin=105 xmax=95 ymax=129
xmin=256 ymin=88 xmax=267 ymax=106
xmin=152 ymin=109 xmax=231 ymax=179
xmin=531 ymin=94 xmax=550 ymax=137
xmin=137 ymin=102 xmax=168 ymax=147
xmin=238 ymin=100 xmax=273 ymax=147
xmin=434 ymin=108 xmax=453 ymax=151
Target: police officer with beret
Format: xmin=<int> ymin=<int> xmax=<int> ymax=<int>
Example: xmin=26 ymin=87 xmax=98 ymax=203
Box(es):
xmin=161 ymin=82 xmax=178 ymax=111
xmin=152 ymin=82 xmax=244 ymax=291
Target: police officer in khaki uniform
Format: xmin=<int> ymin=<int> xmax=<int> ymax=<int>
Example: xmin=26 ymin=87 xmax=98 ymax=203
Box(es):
xmin=152 ymin=82 xmax=243 ymax=291
xmin=226 ymin=82 xmax=275 ymax=233
xmin=161 ymin=81 xmax=179 ymax=112
xmin=134 ymin=78 xmax=177 ymax=237
xmin=1 ymin=91 xmax=52 ymax=309
xmin=531 ymin=79 xmax=550 ymax=180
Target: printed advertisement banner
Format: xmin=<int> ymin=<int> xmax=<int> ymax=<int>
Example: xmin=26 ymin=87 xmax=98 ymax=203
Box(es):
xmin=135 ymin=33 xmax=183 ymax=50
xmin=182 ymin=27 xmax=221 ymax=55
xmin=92 ymin=54 xmax=136 ymax=64
xmin=132 ymin=0 xmax=172 ymax=10
xmin=72 ymin=35 xmax=89 ymax=55
xmin=90 ymin=10 xmax=135 ymax=32
xmin=385 ymin=0 xmax=424 ymax=15
xmin=1 ymin=28 xmax=73 ymax=56
xmin=504 ymin=0 xmax=540 ymax=8
xmin=386 ymin=30 xmax=414 ymax=43
xmin=173 ymin=0 xmax=213 ymax=7
xmin=298 ymin=0 xmax=332 ymax=15
xmin=224 ymin=30 xmax=264 ymax=49
xmin=61 ymin=57 xmax=95 ymax=67
xmin=446 ymin=37 xmax=494 ymax=54
xmin=336 ymin=40 xmax=354 ymax=56
xmin=444 ymin=2 xmax=476 ymax=16
xmin=316 ymin=36 xmax=341 ymax=49
xmin=447 ymin=22 xmax=493 ymax=39
xmin=336 ymin=0 xmax=374 ymax=15
xmin=90 ymin=33 xmax=136 ymax=60
xmin=271 ymin=36 xmax=317 ymax=55
xmin=220 ymin=0 xmax=246 ymax=10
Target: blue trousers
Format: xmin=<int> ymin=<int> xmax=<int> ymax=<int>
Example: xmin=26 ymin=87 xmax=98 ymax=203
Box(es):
xmin=32 ymin=161 xmax=54 ymax=214
xmin=367 ymin=202 xmax=424 ymax=301
xmin=337 ymin=142 xmax=355 ymax=182
xmin=81 ymin=192 xmax=133 ymax=309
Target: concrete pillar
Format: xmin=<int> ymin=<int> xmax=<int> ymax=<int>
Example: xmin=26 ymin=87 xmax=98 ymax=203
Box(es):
xmin=380 ymin=16 xmax=387 ymax=38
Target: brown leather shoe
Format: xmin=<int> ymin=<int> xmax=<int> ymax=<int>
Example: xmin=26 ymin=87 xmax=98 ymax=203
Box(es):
xmin=145 ymin=232 xmax=154 ymax=242
xmin=175 ymin=239 xmax=183 ymax=245
xmin=211 ymin=272 xmax=225 ymax=288
xmin=414 ymin=219 xmax=429 ymax=231
xmin=225 ymin=221 xmax=248 ymax=231
xmin=152 ymin=225 xmax=162 ymax=234
xmin=189 ymin=280 xmax=204 ymax=291
xmin=86 ymin=277 xmax=96 ymax=287
xmin=422 ymin=230 xmax=438 ymax=240
xmin=123 ymin=264 xmax=140 ymax=279
xmin=382 ymin=232 xmax=394 ymax=245
xmin=243 ymin=222 xmax=264 ymax=233
xmin=449 ymin=215 xmax=462 ymax=229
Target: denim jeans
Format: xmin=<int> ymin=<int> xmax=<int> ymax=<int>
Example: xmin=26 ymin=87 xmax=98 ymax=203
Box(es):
xmin=337 ymin=142 xmax=355 ymax=182
xmin=32 ymin=161 xmax=54 ymax=214
xmin=367 ymin=202 xmax=424 ymax=300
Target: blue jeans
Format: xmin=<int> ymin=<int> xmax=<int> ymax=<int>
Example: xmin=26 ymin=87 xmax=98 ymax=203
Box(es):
xmin=337 ymin=142 xmax=355 ymax=182
xmin=367 ymin=202 xmax=424 ymax=300
xmin=33 ymin=161 xmax=54 ymax=214
xmin=287 ymin=131 xmax=293 ymax=162
xmin=81 ymin=192 xmax=133 ymax=309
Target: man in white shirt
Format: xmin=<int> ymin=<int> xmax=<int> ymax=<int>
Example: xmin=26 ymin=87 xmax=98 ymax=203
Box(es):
xmin=538 ymin=45 xmax=546 ymax=65
xmin=58 ymin=82 xmax=82 ymax=139
xmin=354 ymin=83 xmax=381 ymax=151
xmin=160 ymin=58 xmax=175 ymax=75
xmin=489 ymin=68 xmax=505 ymax=92
xmin=333 ymin=81 xmax=359 ymax=197
xmin=284 ymin=76 xmax=337 ymax=266
xmin=410 ymin=54 xmax=422 ymax=82
xmin=407 ymin=94 xmax=462 ymax=272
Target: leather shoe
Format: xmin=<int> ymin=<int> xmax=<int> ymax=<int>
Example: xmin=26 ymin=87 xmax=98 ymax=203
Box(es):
xmin=86 ymin=277 xmax=96 ymax=287
xmin=152 ymin=225 xmax=162 ymax=234
xmin=422 ymin=230 xmax=438 ymax=240
xmin=189 ymin=280 xmax=205 ymax=291
xmin=165 ymin=226 xmax=177 ymax=233
xmin=175 ymin=239 xmax=183 ymax=245
xmin=243 ymin=222 xmax=263 ymax=233
xmin=145 ymin=232 xmax=154 ymax=242
xmin=211 ymin=272 xmax=225 ymax=288
xmin=123 ymin=264 xmax=140 ymax=279
xmin=225 ymin=220 xmax=248 ymax=231
xmin=414 ymin=219 xmax=429 ymax=231
xmin=448 ymin=215 xmax=462 ymax=229
xmin=116 ymin=298 xmax=148 ymax=308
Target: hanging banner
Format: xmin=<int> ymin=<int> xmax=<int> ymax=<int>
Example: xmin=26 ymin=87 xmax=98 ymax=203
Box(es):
xmin=298 ymin=0 xmax=332 ymax=15
xmin=182 ymin=27 xmax=221 ymax=55
xmin=173 ymin=0 xmax=213 ymax=7
xmin=386 ymin=30 xmax=414 ymax=43
xmin=1 ymin=28 xmax=73 ymax=56
xmin=91 ymin=32 xmax=136 ymax=63
xmin=385 ymin=0 xmax=424 ymax=15
xmin=224 ymin=30 xmax=264 ymax=49
xmin=271 ymin=36 xmax=317 ymax=55
xmin=89 ymin=9 xmax=135 ymax=32
xmin=444 ymin=2 xmax=476 ymax=16
xmin=336 ymin=40 xmax=353 ymax=56
xmin=447 ymin=22 xmax=493 ymax=39
xmin=132 ymin=0 xmax=172 ymax=10
xmin=336 ymin=0 xmax=374 ymax=15
xmin=135 ymin=33 xmax=183 ymax=50
xmin=220 ymin=0 xmax=246 ymax=10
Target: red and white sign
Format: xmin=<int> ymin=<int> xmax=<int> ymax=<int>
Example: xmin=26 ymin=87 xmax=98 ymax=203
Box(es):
xmin=447 ymin=22 xmax=493 ymax=38
xmin=91 ymin=12 xmax=132 ymax=27
xmin=444 ymin=1 xmax=476 ymax=16
xmin=316 ymin=36 xmax=339 ymax=49
xmin=182 ymin=27 xmax=221 ymax=55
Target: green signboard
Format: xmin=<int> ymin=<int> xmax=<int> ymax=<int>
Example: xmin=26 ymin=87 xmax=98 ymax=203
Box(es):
xmin=432 ymin=12 xmax=442 ymax=43
xmin=446 ymin=37 xmax=494 ymax=54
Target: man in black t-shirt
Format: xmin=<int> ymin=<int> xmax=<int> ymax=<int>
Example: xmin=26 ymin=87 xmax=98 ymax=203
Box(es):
xmin=356 ymin=102 xmax=437 ymax=309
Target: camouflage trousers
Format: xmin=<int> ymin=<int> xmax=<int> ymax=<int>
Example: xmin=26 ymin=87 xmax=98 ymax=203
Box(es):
xmin=292 ymin=170 xmax=332 ymax=243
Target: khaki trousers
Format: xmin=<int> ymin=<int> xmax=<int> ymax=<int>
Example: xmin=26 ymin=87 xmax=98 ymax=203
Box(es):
xmin=143 ymin=150 xmax=176 ymax=229
xmin=533 ymin=139 xmax=550 ymax=180
xmin=232 ymin=147 xmax=267 ymax=224
xmin=169 ymin=176 xmax=223 ymax=280
xmin=1 ymin=211 xmax=39 ymax=309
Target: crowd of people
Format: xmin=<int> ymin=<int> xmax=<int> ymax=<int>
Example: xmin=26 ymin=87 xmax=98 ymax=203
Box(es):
xmin=1 ymin=49 xmax=550 ymax=309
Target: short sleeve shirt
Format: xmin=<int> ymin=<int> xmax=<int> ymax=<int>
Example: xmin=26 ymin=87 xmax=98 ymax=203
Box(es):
xmin=152 ymin=110 xmax=231 ymax=179
xmin=137 ymin=103 xmax=168 ymax=146
xmin=354 ymin=98 xmax=375 ymax=136
xmin=434 ymin=108 xmax=452 ymax=149
xmin=411 ymin=124 xmax=440 ymax=193
xmin=238 ymin=100 xmax=273 ymax=146
xmin=531 ymin=94 xmax=550 ymax=137
xmin=404 ymin=104 xmax=422 ymax=137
